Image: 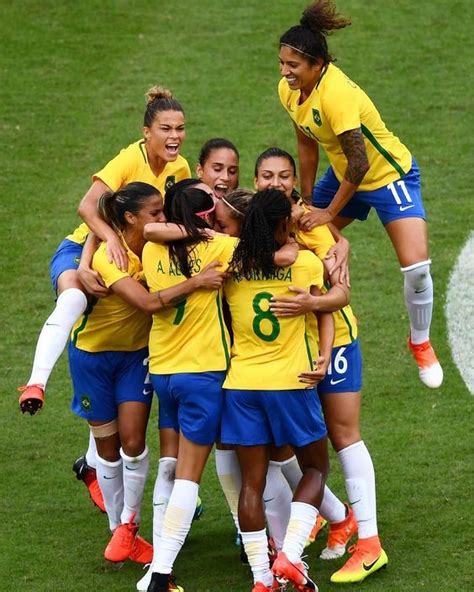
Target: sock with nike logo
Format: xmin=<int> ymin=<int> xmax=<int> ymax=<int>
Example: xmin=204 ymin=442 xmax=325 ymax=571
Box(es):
xmin=120 ymin=446 xmax=149 ymax=524
xmin=96 ymin=453 xmax=124 ymax=530
xmin=401 ymin=259 xmax=433 ymax=344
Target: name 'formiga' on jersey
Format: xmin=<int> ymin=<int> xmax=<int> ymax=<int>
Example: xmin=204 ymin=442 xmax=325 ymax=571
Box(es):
xmin=223 ymin=249 xmax=325 ymax=390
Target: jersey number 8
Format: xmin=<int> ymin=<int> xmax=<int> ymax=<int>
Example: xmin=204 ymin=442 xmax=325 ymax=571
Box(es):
xmin=252 ymin=292 xmax=280 ymax=342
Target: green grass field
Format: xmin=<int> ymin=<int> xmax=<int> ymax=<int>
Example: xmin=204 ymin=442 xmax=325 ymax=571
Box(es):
xmin=1 ymin=1 xmax=473 ymax=590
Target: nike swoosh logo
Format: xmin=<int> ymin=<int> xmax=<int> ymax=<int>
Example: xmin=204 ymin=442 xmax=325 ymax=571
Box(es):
xmin=125 ymin=465 xmax=139 ymax=471
xmin=363 ymin=556 xmax=381 ymax=571
xmin=399 ymin=204 xmax=415 ymax=211
xmin=330 ymin=378 xmax=346 ymax=385
xmin=45 ymin=323 xmax=61 ymax=327
xmin=103 ymin=475 xmax=116 ymax=480
xmin=263 ymin=498 xmax=275 ymax=504
xmin=153 ymin=502 xmax=165 ymax=507
xmin=414 ymin=287 xmax=428 ymax=294
xmin=142 ymin=389 xmax=153 ymax=395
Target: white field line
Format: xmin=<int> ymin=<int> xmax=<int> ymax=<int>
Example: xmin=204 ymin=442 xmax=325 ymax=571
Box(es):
xmin=446 ymin=231 xmax=474 ymax=394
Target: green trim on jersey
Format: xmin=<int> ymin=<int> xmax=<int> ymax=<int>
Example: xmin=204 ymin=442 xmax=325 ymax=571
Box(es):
xmin=340 ymin=306 xmax=355 ymax=343
xmin=304 ymin=331 xmax=314 ymax=368
xmin=361 ymin=124 xmax=406 ymax=178
xmin=138 ymin=140 xmax=148 ymax=163
xmin=72 ymin=297 xmax=98 ymax=346
xmin=216 ymin=294 xmax=230 ymax=368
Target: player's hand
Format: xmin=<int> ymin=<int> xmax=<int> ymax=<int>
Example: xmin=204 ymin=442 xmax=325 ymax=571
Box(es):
xmin=18 ymin=386 xmax=45 ymax=415
xmin=299 ymin=207 xmax=333 ymax=231
xmin=291 ymin=203 xmax=305 ymax=224
xmin=196 ymin=261 xmax=228 ymax=290
xmin=270 ymin=286 xmax=315 ymax=317
xmin=78 ymin=266 xmax=110 ymax=298
xmin=106 ymin=234 xmax=128 ymax=272
xmin=324 ymin=237 xmax=351 ymax=287
xmin=298 ymin=356 xmax=328 ymax=386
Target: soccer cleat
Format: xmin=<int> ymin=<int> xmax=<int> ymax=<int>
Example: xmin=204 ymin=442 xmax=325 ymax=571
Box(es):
xmin=18 ymin=384 xmax=45 ymax=415
xmin=147 ymin=572 xmax=184 ymax=592
xmin=330 ymin=536 xmax=388 ymax=583
xmin=320 ymin=504 xmax=357 ymax=560
xmin=104 ymin=518 xmax=138 ymax=563
xmin=137 ymin=566 xmax=183 ymax=592
xmin=408 ymin=338 xmax=443 ymax=388
xmin=193 ymin=495 xmax=204 ymax=521
xmin=305 ymin=514 xmax=328 ymax=547
xmin=72 ymin=455 xmax=106 ymax=513
xmin=252 ymin=580 xmax=285 ymax=591
xmin=272 ymin=551 xmax=318 ymax=592
xmin=129 ymin=535 xmax=153 ymax=564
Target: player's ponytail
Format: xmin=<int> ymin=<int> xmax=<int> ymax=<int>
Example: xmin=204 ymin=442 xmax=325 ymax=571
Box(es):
xmin=144 ymin=85 xmax=184 ymax=126
xmin=280 ymin=0 xmax=351 ymax=64
xmin=165 ymin=185 xmax=215 ymax=278
xmin=98 ymin=182 xmax=160 ymax=232
xmin=230 ymin=189 xmax=291 ymax=279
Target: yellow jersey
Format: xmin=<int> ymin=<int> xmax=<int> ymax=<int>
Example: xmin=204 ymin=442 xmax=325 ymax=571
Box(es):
xmin=294 ymin=220 xmax=358 ymax=348
xmin=71 ymin=240 xmax=151 ymax=352
xmin=143 ymin=235 xmax=238 ymax=374
xmin=223 ymin=250 xmax=325 ymax=390
xmin=66 ymin=140 xmax=191 ymax=245
xmin=278 ymin=64 xmax=412 ymax=191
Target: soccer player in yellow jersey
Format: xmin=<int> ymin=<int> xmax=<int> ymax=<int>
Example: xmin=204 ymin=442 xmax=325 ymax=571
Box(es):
xmin=18 ymin=86 xmax=191 ymax=509
xmin=220 ymin=189 xmax=333 ymax=592
xmin=278 ymin=1 xmax=442 ymax=393
xmin=141 ymin=185 xmax=236 ymax=592
xmin=67 ymin=183 xmax=223 ymax=569
xmin=255 ymin=148 xmax=388 ymax=581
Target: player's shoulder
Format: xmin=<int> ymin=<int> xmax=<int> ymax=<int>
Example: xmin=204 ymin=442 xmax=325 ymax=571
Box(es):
xmin=164 ymin=154 xmax=191 ymax=176
xmin=143 ymin=240 xmax=167 ymax=259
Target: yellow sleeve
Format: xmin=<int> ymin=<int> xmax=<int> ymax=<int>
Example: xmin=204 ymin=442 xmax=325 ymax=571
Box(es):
xmin=321 ymin=78 xmax=360 ymax=136
xmin=296 ymin=223 xmax=335 ymax=259
xmin=93 ymin=147 xmax=134 ymax=191
xmin=92 ymin=247 xmax=129 ymax=288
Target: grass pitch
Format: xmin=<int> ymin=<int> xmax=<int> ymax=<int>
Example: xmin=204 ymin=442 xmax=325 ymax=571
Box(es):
xmin=1 ymin=1 xmax=473 ymax=591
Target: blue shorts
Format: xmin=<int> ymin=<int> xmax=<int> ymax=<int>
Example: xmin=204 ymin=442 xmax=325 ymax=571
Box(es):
xmin=221 ymin=388 xmax=327 ymax=448
xmin=312 ymin=159 xmax=426 ymax=225
xmin=68 ymin=344 xmax=151 ymax=421
xmin=50 ymin=239 xmax=83 ymax=292
xmin=317 ymin=339 xmax=363 ymax=395
xmin=151 ymin=371 xmax=226 ymax=445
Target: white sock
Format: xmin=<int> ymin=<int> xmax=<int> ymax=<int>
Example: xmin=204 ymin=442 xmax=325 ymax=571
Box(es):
xmin=240 ymin=529 xmax=273 ymax=586
xmin=282 ymin=502 xmax=318 ymax=562
xmin=279 ymin=455 xmax=303 ymax=493
xmin=28 ymin=288 xmax=87 ymax=387
xmin=402 ymin=260 xmax=433 ymax=344
xmin=215 ymin=449 xmax=241 ymax=532
xmin=153 ymin=479 xmax=199 ymax=575
xmin=120 ymin=446 xmax=149 ymax=524
xmin=320 ymin=485 xmax=346 ymax=523
xmin=264 ymin=462 xmax=292 ymax=550
xmin=338 ymin=440 xmax=377 ymax=539
xmin=152 ymin=457 xmax=177 ymax=551
xmin=96 ymin=454 xmax=124 ymax=531
xmin=85 ymin=431 xmax=97 ymax=469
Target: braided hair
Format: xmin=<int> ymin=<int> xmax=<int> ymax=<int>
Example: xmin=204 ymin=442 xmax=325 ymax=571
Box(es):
xmin=230 ymin=189 xmax=291 ymax=279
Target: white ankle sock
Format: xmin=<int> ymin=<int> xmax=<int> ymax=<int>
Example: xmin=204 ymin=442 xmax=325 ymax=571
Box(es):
xmin=241 ymin=529 xmax=273 ymax=586
xmin=28 ymin=288 xmax=87 ymax=387
xmin=282 ymin=501 xmax=318 ymax=562
xmin=96 ymin=454 xmax=123 ymax=531
xmin=152 ymin=457 xmax=177 ymax=551
xmin=338 ymin=440 xmax=377 ymax=538
xmin=279 ymin=455 xmax=303 ymax=493
xmin=402 ymin=260 xmax=433 ymax=344
xmin=264 ymin=461 xmax=292 ymax=550
xmin=85 ymin=431 xmax=97 ymax=469
xmin=153 ymin=479 xmax=199 ymax=575
xmin=320 ymin=485 xmax=346 ymax=523
xmin=120 ymin=446 xmax=149 ymax=524
xmin=215 ymin=449 xmax=241 ymax=532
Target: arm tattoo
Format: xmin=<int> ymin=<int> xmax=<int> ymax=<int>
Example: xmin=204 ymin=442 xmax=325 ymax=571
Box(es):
xmin=339 ymin=128 xmax=369 ymax=185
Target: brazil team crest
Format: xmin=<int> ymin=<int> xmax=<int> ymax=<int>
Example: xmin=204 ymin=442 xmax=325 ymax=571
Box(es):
xmin=312 ymin=108 xmax=322 ymax=126
xmin=81 ymin=395 xmax=92 ymax=412
xmin=165 ymin=175 xmax=176 ymax=191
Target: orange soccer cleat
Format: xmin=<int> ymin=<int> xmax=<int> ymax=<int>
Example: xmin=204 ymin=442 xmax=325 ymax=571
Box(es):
xmin=129 ymin=534 xmax=153 ymax=564
xmin=18 ymin=384 xmax=45 ymax=415
xmin=408 ymin=338 xmax=443 ymax=388
xmin=305 ymin=513 xmax=328 ymax=547
xmin=320 ymin=504 xmax=357 ymax=560
xmin=330 ymin=535 xmax=388 ymax=583
xmin=72 ymin=455 xmax=106 ymax=513
xmin=272 ymin=551 xmax=318 ymax=592
xmin=104 ymin=518 xmax=138 ymax=563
